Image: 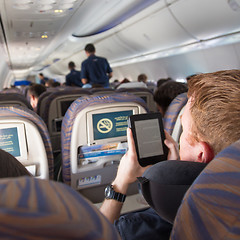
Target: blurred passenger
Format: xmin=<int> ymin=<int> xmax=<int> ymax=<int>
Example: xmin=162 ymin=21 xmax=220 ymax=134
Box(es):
xmin=157 ymin=78 xmax=171 ymax=88
xmin=38 ymin=73 xmax=48 ymax=85
xmin=66 ymin=61 xmax=83 ymax=87
xmin=116 ymin=78 xmax=147 ymax=89
xmin=81 ymin=43 xmax=113 ymax=88
xmin=0 ymin=149 xmax=31 ymax=178
xmin=137 ymin=73 xmax=147 ymax=83
xmin=52 ymin=81 xmax=61 ymax=87
xmin=28 ymin=84 xmax=46 ymax=111
xmin=110 ymin=79 xmax=120 ymax=89
xmin=45 ymin=79 xmax=55 ymax=88
xmin=100 ymin=70 xmax=240 ymax=240
xmin=154 ymin=81 xmax=188 ymax=116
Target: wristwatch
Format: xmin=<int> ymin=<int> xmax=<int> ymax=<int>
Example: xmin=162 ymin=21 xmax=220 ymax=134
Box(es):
xmin=104 ymin=185 xmax=126 ymax=203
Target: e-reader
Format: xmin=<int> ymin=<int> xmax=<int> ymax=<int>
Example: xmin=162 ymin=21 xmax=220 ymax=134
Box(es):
xmin=128 ymin=112 xmax=168 ymax=167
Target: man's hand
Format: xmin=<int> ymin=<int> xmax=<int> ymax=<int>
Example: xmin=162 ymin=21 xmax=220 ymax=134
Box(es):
xmin=82 ymin=78 xmax=88 ymax=84
xmin=112 ymin=128 xmax=149 ymax=193
xmin=100 ymin=128 xmax=149 ymax=223
xmin=164 ymin=131 xmax=180 ymax=160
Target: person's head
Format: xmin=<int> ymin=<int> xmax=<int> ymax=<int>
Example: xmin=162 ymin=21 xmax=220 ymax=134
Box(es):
xmin=68 ymin=61 xmax=76 ymax=70
xmin=120 ymin=78 xmax=130 ymax=84
xmin=52 ymin=81 xmax=61 ymax=87
xmin=179 ymin=70 xmax=240 ymax=163
xmin=45 ymin=79 xmax=55 ymax=88
xmin=138 ymin=74 xmax=147 ymax=83
xmin=39 ymin=73 xmax=44 ymax=80
xmin=157 ymin=78 xmax=171 ymax=88
xmin=154 ymin=81 xmax=188 ymax=116
xmin=28 ymin=84 xmax=46 ymax=109
xmin=0 ymin=149 xmax=31 ymax=178
xmin=84 ymin=43 xmax=96 ymax=56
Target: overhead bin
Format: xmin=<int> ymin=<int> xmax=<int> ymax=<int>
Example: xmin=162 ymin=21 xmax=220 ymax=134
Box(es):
xmin=169 ymin=0 xmax=240 ymax=41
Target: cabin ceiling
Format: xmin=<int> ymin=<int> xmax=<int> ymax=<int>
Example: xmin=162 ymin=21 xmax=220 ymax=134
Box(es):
xmin=0 ymin=0 xmax=240 ymax=80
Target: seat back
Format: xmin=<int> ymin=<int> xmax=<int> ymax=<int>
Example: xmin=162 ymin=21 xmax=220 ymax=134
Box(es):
xmin=61 ymin=93 xmax=148 ymax=202
xmin=163 ymin=92 xmax=188 ymax=142
xmin=0 ymin=177 xmax=120 ymax=240
xmin=90 ymin=88 xmax=115 ymax=95
xmin=171 ymin=139 xmax=240 ymax=240
xmin=0 ymin=106 xmax=53 ymax=179
xmin=116 ymin=87 xmax=157 ymax=112
xmin=36 ymin=88 xmax=58 ymax=116
xmin=41 ymin=89 xmax=91 ymax=152
xmin=0 ymin=93 xmax=33 ymax=110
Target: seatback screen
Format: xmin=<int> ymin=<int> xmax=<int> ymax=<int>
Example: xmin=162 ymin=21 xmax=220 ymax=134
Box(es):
xmin=0 ymin=127 xmax=21 ymax=157
xmin=61 ymin=100 xmax=75 ymax=116
xmin=0 ymin=123 xmax=28 ymax=161
xmin=92 ymin=110 xmax=133 ymax=141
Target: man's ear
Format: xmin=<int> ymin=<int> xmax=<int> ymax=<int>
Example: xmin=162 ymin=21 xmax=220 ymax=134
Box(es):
xmin=197 ymin=142 xmax=215 ymax=163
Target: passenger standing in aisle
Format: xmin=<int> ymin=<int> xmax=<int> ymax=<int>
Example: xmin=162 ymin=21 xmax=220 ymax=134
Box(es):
xmin=66 ymin=61 xmax=83 ymax=87
xmin=81 ymin=43 xmax=113 ymax=88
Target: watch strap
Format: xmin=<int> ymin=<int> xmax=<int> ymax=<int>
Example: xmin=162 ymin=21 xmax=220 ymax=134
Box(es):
xmin=106 ymin=185 xmax=126 ymax=202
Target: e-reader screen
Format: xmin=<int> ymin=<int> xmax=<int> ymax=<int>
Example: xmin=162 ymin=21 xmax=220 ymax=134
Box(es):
xmin=128 ymin=113 xmax=168 ymax=167
xmin=135 ymin=119 xmax=164 ymax=158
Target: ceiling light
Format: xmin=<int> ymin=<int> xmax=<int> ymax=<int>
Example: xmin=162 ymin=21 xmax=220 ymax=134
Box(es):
xmin=54 ymin=9 xmax=64 ymax=13
xmin=41 ymin=34 xmax=48 ymax=39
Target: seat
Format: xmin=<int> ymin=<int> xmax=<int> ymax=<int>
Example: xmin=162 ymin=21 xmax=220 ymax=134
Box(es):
xmin=171 ymin=139 xmax=240 ymax=239
xmin=0 ymin=106 xmax=53 ymax=179
xmin=61 ymin=93 xmax=148 ymax=202
xmin=41 ymin=88 xmax=91 ymax=153
xmin=163 ymin=92 xmax=188 ymax=142
xmin=116 ymin=87 xmax=157 ymax=112
xmin=0 ymin=92 xmax=33 ymax=110
xmin=0 ymin=176 xmax=120 ymax=240
xmin=36 ymin=88 xmax=58 ymax=116
xmin=90 ymin=87 xmax=115 ymax=95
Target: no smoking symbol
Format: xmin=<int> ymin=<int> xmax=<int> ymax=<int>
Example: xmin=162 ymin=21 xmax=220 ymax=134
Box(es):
xmin=97 ymin=118 xmax=113 ymax=133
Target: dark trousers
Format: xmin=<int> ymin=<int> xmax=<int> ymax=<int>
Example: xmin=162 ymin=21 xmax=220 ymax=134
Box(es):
xmin=114 ymin=208 xmax=172 ymax=240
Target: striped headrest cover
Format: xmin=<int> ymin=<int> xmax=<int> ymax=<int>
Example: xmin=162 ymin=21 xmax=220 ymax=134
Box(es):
xmin=171 ymin=139 xmax=240 ymax=240
xmin=0 ymin=176 xmax=120 ymax=239
xmin=163 ymin=92 xmax=188 ymax=135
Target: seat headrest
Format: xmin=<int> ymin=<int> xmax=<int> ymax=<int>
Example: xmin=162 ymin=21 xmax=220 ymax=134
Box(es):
xmin=171 ymin=139 xmax=240 ymax=239
xmin=163 ymin=92 xmax=188 ymax=135
xmin=0 ymin=177 xmax=120 ymax=239
xmin=138 ymin=160 xmax=207 ymax=223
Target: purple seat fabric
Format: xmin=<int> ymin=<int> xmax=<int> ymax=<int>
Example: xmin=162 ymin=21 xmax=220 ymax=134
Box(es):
xmin=163 ymin=92 xmax=188 ymax=135
xmin=0 ymin=92 xmax=33 ymax=110
xmin=171 ymin=139 xmax=240 ymax=240
xmin=41 ymin=89 xmax=91 ymax=127
xmin=0 ymin=176 xmax=120 ymax=239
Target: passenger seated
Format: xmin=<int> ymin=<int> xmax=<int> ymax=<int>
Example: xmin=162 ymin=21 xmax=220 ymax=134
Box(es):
xmin=28 ymin=84 xmax=47 ymax=111
xmin=45 ymin=79 xmax=55 ymax=88
xmin=0 ymin=149 xmax=31 ymax=178
xmin=154 ymin=80 xmax=188 ymax=116
xmin=100 ymin=70 xmax=240 ymax=240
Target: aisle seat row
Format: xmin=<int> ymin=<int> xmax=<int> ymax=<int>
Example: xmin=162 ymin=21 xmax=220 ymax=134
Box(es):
xmin=0 ymin=91 xmax=187 ymax=203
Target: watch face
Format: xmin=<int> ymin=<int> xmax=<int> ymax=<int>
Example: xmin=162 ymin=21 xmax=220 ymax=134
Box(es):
xmin=105 ymin=185 xmax=112 ymax=198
